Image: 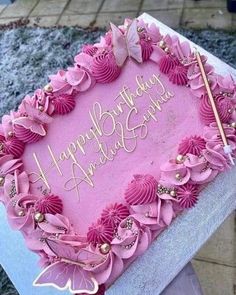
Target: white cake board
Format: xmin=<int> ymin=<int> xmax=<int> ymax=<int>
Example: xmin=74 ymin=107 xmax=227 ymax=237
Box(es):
xmin=0 ymin=13 xmax=235 ymax=295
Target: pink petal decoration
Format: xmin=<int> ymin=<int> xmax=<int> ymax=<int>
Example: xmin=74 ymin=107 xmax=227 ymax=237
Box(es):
xmin=49 ymin=70 xmax=72 ymax=95
xmin=34 ymin=194 xmax=63 ymax=215
xmin=160 ymin=201 xmax=174 ymax=225
xmin=199 ymin=93 xmax=233 ymax=125
xmin=87 ymin=219 xmax=114 ymax=245
xmin=178 ymin=135 xmax=206 ymax=156
xmin=101 ymin=203 xmax=130 ymax=228
xmin=52 ymin=94 xmax=76 ymax=115
xmin=159 ymin=54 xmax=179 ymax=74
xmin=124 ymin=174 xmax=157 ymax=205
xmin=177 ymin=183 xmax=199 ymax=208
xmin=168 ymin=65 xmax=188 ymax=86
xmin=91 ymin=50 xmax=121 ymax=83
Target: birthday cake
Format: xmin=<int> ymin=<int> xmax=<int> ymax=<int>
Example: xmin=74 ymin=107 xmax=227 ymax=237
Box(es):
xmin=0 ymin=18 xmax=235 ymax=295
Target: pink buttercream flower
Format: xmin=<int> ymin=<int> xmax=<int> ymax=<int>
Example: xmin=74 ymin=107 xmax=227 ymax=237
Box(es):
xmin=49 ymin=70 xmax=72 ymax=95
xmin=32 ymin=89 xmax=55 ymax=115
xmin=0 ymin=154 xmax=22 ymax=178
xmin=131 ymin=192 xmax=177 ymax=230
xmin=202 ymin=123 xmax=236 ymax=170
xmin=1 ymin=112 xmax=17 ymax=139
xmin=111 ymin=217 xmax=151 ymax=259
xmin=178 ymin=135 xmax=206 ymax=156
xmin=1 ymin=170 xmax=29 ymax=205
xmin=87 ymin=218 xmax=114 ymax=245
xmin=188 ymin=62 xmax=218 ymax=97
xmin=137 ymin=19 xmax=162 ymax=43
xmin=37 ymin=213 xmax=72 ymax=235
xmin=161 ymin=154 xmax=217 ymax=186
xmin=6 ymin=193 xmax=38 ymax=233
xmin=66 ymin=65 xmax=95 ymax=92
xmin=184 ymin=153 xmax=218 ymax=184
xmin=160 ymin=160 xmax=191 ymax=186
xmin=124 ymin=174 xmax=157 ymax=205
xmin=101 ymin=203 xmax=130 ymax=229
xmin=177 ymin=183 xmax=199 ymax=208
xmin=172 ymin=39 xmax=193 ymax=65
xmin=217 ymin=74 xmax=235 ymax=94
xmin=87 ymin=246 xmax=123 ymax=287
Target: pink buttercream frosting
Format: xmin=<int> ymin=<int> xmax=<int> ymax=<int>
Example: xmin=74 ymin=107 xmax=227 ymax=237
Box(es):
xmin=91 ymin=50 xmax=121 ymax=83
xmin=177 ymin=183 xmax=199 ymax=208
xmin=178 ymin=135 xmax=206 ymax=156
xmin=159 ymin=54 xmax=179 ymax=74
xmin=82 ymin=44 xmax=98 ymax=56
xmin=140 ymin=37 xmax=153 ymax=61
xmin=14 ymin=125 xmax=43 ymax=143
xmin=168 ymin=65 xmax=188 ymax=86
xmin=0 ymin=135 xmax=25 ymax=158
xmin=124 ymin=174 xmax=157 ymax=205
xmin=87 ymin=219 xmax=114 ymax=245
xmin=34 ymin=194 xmax=63 ymax=215
xmin=199 ymin=93 xmax=233 ymax=125
xmin=101 ymin=203 xmax=130 ymax=229
xmin=52 ymin=94 xmax=76 ymax=115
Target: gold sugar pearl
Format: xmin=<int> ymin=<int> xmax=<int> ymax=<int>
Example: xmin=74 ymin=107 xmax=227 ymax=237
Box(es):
xmin=34 ymin=212 xmax=45 ymax=223
xmin=0 ymin=176 xmax=4 ymax=186
xmin=18 ymin=210 xmax=25 ymax=217
xmin=100 ymin=243 xmax=111 ymax=254
xmin=44 ymin=84 xmax=53 ymax=93
xmin=8 ymin=131 xmax=13 ymax=137
xmin=170 ymin=190 xmax=176 ymax=197
xmin=175 ymin=173 xmax=182 ymax=181
xmin=230 ymin=122 xmax=236 ymax=128
xmin=38 ymin=105 xmax=44 ymax=112
xmin=164 ymin=47 xmax=170 ymax=53
xmin=176 ymin=154 xmax=184 ymax=164
xmin=159 ymin=40 xmax=166 ymax=49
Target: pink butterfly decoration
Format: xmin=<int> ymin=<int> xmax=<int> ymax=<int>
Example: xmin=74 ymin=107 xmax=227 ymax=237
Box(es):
xmin=111 ymin=20 xmax=142 ymax=67
xmin=33 ymin=239 xmax=104 ymax=294
xmin=13 ymin=101 xmax=53 ymax=136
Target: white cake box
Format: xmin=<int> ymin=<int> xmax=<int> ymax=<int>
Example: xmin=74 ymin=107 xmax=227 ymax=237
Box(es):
xmin=0 ymin=13 xmax=235 ymax=295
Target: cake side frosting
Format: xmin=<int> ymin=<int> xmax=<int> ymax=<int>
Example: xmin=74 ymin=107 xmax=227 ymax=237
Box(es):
xmin=0 ymin=18 xmax=235 ymax=295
